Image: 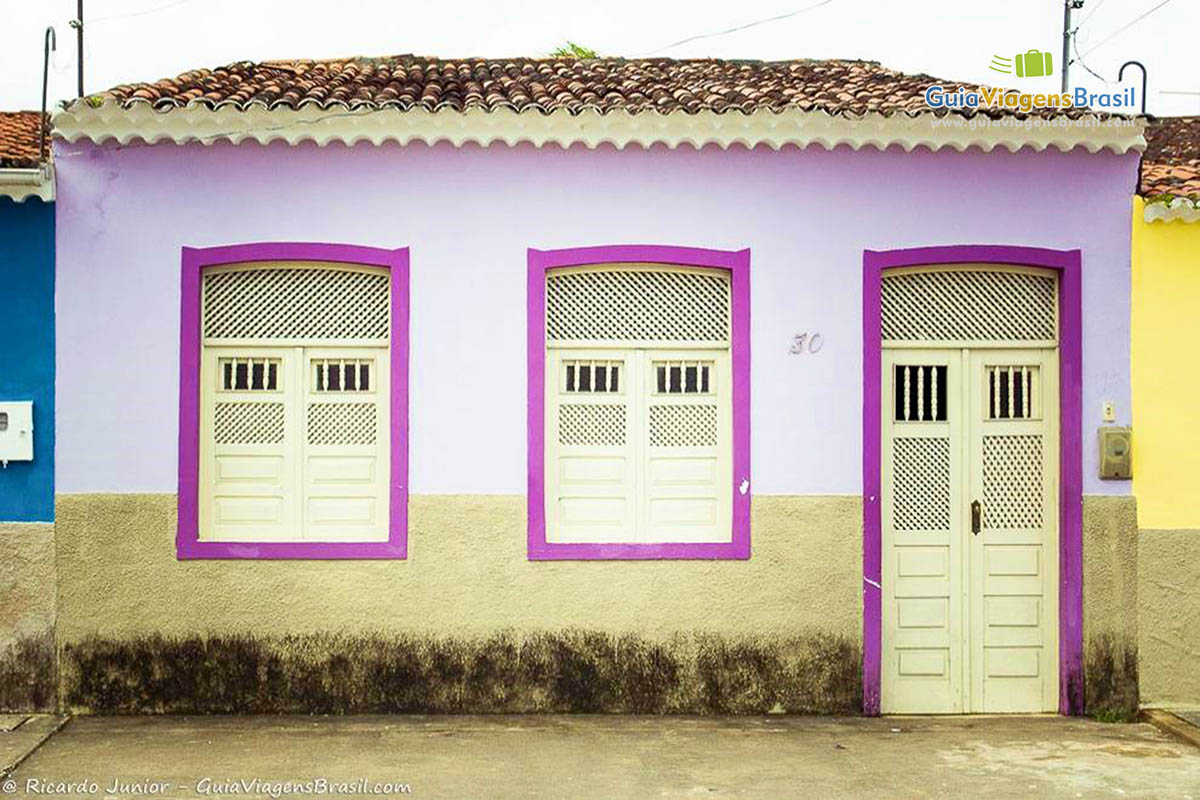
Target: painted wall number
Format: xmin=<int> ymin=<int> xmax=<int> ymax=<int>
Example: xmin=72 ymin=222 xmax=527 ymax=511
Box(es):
xmin=789 ymin=332 xmax=824 ymax=355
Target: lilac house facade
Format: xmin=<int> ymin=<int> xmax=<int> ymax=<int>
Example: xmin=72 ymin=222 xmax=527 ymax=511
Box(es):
xmin=21 ymin=56 xmax=1156 ymax=714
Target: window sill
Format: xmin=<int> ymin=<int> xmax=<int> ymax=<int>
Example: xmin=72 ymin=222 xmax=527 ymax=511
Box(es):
xmin=527 ymin=540 xmax=749 ymax=561
xmin=177 ymin=539 xmax=407 ymax=560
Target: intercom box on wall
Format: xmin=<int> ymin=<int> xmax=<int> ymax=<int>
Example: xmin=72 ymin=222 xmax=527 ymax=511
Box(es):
xmin=0 ymin=401 xmax=34 ymax=465
xmin=1098 ymin=426 xmax=1132 ymax=480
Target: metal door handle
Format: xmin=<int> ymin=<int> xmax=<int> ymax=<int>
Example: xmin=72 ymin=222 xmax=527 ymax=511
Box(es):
xmin=971 ymin=501 xmax=982 ymax=535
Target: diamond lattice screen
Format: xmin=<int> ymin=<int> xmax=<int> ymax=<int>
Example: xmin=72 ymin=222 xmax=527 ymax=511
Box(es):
xmin=214 ymin=402 xmax=285 ymax=445
xmin=891 ymin=437 xmax=951 ymax=531
xmin=983 ymin=435 xmax=1043 ymax=529
xmin=307 ymin=403 xmax=378 ymax=446
xmin=547 ymin=268 xmax=731 ymax=342
xmin=203 ymin=265 xmax=390 ymax=341
xmin=882 ymin=270 xmax=1056 ymax=342
xmin=649 ymin=405 xmax=719 ymax=447
xmin=558 ymin=404 xmax=627 ymax=447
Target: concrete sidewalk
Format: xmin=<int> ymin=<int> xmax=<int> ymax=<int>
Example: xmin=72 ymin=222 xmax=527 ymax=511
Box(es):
xmin=5 ymin=715 xmax=1200 ymax=799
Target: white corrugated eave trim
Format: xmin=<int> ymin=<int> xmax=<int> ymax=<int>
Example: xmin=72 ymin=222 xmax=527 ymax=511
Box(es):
xmin=0 ymin=165 xmax=54 ymax=202
xmin=52 ymin=104 xmax=1146 ymax=154
xmin=1143 ymin=197 xmax=1200 ymax=224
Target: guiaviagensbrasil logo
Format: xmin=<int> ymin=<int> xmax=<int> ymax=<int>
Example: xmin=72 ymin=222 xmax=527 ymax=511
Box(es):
xmin=923 ymin=44 xmax=1138 ymax=114
xmin=989 ymin=49 xmax=1054 ymax=78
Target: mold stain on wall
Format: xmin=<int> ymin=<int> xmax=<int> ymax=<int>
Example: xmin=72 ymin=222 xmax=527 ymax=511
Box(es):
xmin=0 ymin=632 xmax=57 ymax=712
xmin=61 ymin=630 xmax=862 ymax=715
xmin=1084 ymin=632 xmax=1139 ymax=721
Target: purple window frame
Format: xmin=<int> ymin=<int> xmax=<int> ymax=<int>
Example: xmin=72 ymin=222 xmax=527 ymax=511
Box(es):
xmin=176 ymin=242 xmax=410 ymax=560
xmin=861 ymin=245 xmax=1084 ymax=715
xmin=527 ymin=245 xmax=751 ymax=561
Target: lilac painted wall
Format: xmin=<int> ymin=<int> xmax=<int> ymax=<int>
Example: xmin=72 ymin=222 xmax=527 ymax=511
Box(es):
xmin=53 ymin=140 xmax=1137 ymax=497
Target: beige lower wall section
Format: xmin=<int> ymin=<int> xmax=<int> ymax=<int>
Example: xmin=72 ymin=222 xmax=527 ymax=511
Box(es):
xmin=50 ymin=493 xmax=1155 ymax=713
xmin=1138 ymin=529 xmax=1200 ymax=706
xmin=0 ymin=522 xmax=56 ymax=710
xmin=56 ymin=494 xmax=862 ymax=641
xmin=54 ymin=493 xmax=864 ymax=713
xmin=1082 ymin=496 xmax=1139 ymax=716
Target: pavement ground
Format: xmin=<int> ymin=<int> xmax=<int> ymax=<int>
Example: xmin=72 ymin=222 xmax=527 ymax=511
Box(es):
xmin=2 ymin=714 xmax=1199 ymax=799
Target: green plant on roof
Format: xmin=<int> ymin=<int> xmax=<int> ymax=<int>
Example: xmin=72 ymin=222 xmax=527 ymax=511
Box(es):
xmin=549 ymin=42 xmax=600 ymax=59
xmin=85 ymin=95 xmax=105 ymax=108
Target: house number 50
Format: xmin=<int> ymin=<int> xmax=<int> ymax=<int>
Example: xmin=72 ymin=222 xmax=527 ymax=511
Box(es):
xmin=789 ymin=332 xmax=824 ymax=355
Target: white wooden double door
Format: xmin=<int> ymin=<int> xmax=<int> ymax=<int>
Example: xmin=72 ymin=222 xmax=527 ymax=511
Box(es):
xmin=882 ymin=348 xmax=1059 ymax=713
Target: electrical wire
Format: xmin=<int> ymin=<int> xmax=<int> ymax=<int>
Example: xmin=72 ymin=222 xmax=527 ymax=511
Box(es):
xmin=1077 ymin=0 xmax=1176 ymax=59
xmin=88 ymin=0 xmax=192 ymax=25
xmin=1076 ymin=0 xmax=1111 ymax=28
xmin=1071 ymin=33 xmax=1110 ymax=83
xmin=641 ymin=0 xmax=838 ymax=55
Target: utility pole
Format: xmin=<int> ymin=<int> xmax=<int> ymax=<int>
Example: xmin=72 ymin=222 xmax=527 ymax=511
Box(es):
xmin=1061 ymin=0 xmax=1084 ymax=93
xmin=69 ymin=0 xmax=83 ymax=97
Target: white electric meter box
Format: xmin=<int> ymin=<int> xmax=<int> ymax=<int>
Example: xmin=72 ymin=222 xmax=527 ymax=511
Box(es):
xmin=0 ymin=402 xmax=34 ymax=464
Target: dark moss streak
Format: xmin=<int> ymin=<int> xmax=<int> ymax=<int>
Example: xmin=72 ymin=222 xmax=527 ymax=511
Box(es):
xmin=62 ymin=631 xmax=863 ymax=715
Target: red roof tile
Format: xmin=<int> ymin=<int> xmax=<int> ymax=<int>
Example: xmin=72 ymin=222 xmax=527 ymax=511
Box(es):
xmin=1141 ymin=116 xmax=1200 ymax=197
xmin=73 ymin=55 xmax=1103 ymax=120
xmin=0 ymin=111 xmax=46 ymax=168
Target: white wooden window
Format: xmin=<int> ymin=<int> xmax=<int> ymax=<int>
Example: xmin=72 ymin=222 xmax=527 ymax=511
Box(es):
xmin=545 ymin=265 xmax=733 ymax=544
xmin=198 ymin=263 xmax=390 ymax=543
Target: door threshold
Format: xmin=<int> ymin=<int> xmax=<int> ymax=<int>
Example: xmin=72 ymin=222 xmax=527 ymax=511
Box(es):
xmin=881 ymin=712 xmax=1062 ymax=718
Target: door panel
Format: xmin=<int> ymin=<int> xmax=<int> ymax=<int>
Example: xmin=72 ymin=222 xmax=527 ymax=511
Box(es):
xmin=968 ymin=349 xmax=1058 ymax=713
xmin=882 ymin=350 xmax=963 ymax=713
xmin=643 ymin=350 xmax=730 ymax=544
xmin=546 ymin=350 xmax=637 ymax=543
xmin=200 ymin=347 xmax=300 ymax=541
xmin=883 ymin=347 xmax=1057 ymax=713
xmin=301 ymin=347 xmax=390 ymax=542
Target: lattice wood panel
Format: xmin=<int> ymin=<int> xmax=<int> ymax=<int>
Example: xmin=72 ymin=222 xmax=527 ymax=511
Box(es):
xmin=982 ymin=435 xmax=1043 ymax=529
xmin=214 ymin=402 xmax=285 ymax=445
xmin=306 ymin=403 xmax=378 ymax=446
xmin=204 ymin=265 xmax=390 ymax=340
xmin=882 ymin=270 xmax=1056 ymax=342
xmin=649 ymin=405 xmax=718 ymax=447
xmin=558 ymin=404 xmax=626 ymax=447
xmin=547 ymin=268 xmax=730 ymax=342
xmin=891 ymin=437 xmax=951 ymax=531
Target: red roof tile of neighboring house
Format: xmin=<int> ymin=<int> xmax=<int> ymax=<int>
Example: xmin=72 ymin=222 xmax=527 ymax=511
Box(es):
xmin=71 ymin=55 xmax=1102 ymax=119
xmin=1141 ymin=116 xmax=1200 ymax=197
xmin=0 ymin=111 xmax=46 ymax=168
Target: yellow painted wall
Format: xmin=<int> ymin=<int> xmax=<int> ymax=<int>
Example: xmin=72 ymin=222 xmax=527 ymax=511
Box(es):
xmin=1131 ymin=197 xmax=1200 ymax=529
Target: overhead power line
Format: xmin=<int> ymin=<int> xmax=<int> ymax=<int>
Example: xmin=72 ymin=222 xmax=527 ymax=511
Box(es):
xmin=1077 ymin=0 xmax=1176 ymax=59
xmin=1071 ymin=35 xmax=1109 ymax=84
xmin=1076 ymin=0 xmax=1111 ymax=28
xmin=89 ymin=0 xmax=192 ymax=25
xmin=643 ymin=0 xmax=837 ymax=55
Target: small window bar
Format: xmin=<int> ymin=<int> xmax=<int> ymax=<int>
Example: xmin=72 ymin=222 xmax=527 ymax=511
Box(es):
xmin=564 ymin=360 xmax=622 ymax=393
xmin=654 ymin=360 xmax=714 ymax=395
xmin=894 ymin=365 xmax=947 ymax=422
xmin=313 ymin=359 xmax=373 ymax=393
xmin=987 ymin=365 xmax=1039 ymax=420
xmin=219 ymin=357 xmax=281 ymax=392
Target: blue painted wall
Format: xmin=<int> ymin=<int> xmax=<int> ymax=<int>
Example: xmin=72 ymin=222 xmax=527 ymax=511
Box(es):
xmin=0 ymin=197 xmax=54 ymax=521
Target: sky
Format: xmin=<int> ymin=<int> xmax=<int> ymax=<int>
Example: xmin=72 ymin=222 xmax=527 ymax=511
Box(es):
xmin=2 ymin=0 xmax=1197 ymax=116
